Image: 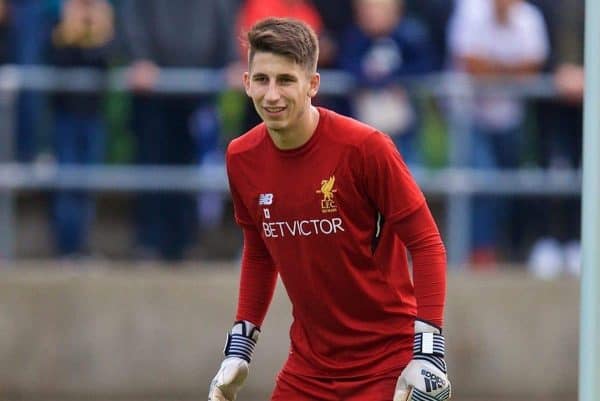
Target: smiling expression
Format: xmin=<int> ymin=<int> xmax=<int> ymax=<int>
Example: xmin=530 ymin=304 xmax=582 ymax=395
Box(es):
xmin=244 ymin=52 xmax=320 ymax=149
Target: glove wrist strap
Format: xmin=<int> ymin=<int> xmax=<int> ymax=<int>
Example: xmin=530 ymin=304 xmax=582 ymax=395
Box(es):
xmin=413 ymin=319 xmax=447 ymax=373
xmin=223 ymin=320 xmax=260 ymax=363
xmin=413 ymin=332 xmax=445 ymax=357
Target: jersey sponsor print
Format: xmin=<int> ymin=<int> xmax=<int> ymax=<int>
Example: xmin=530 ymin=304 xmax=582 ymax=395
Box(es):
xmin=261 ymin=175 xmax=344 ymax=238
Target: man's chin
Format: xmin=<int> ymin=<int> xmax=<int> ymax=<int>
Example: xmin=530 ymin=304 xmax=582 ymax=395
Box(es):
xmin=265 ymin=120 xmax=286 ymax=131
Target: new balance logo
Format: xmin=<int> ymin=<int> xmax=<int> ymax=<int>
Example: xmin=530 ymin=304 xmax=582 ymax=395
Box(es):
xmin=259 ymin=193 xmax=273 ymax=205
xmin=422 ymin=369 xmax=446 ymax=392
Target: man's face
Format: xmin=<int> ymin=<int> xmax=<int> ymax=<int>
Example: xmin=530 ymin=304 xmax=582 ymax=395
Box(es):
xmin=355 ymin=0 xmax=402 ymax=37
xmin=244 ymin=52 xmax=319 ymax=135
xmin=494 ymin=0 xmax=519 ymax=23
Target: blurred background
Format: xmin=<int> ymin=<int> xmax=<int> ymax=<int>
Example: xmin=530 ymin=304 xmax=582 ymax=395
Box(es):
xmin=0 ymin=0 xmax=583 ymax=400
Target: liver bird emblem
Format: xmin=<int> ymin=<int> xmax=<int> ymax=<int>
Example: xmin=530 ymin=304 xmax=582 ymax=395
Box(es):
xmin=319 ymin=176 xmax=336 ymax=201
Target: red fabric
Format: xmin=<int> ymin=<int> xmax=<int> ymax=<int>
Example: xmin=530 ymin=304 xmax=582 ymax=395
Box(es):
xmin=270 ymin=369 xmax=401 ymax=401
xmin=236 ymin=0 xmax=323 ymax=57
xmin=235 ymin=226 xmax=278 ymax=326
xmin=393 ymin=204 xmax=447 ymax=327
xmin=227 ymin=107 xmax=446 ymax=377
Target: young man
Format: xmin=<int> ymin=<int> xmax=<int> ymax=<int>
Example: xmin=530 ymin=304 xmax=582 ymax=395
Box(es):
xmin=209 ymin=18 xmax=451 ymax=401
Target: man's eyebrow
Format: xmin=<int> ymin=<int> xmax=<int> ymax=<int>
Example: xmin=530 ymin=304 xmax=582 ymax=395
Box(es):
xmin=250 ymin=72 xmax=298 ymax=80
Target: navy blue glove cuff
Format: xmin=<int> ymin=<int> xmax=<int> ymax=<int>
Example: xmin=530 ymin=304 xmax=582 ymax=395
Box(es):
xmin=223 ymin=320 xmax=260 ymax=363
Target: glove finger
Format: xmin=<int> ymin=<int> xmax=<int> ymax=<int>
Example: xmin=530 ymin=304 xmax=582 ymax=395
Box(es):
xmin=209 ymin=386 xmax=231 ymax=401
xmin=222 ymin=363 xmax=248 ymax=386
xmin=393 ymin=386 xmax=413 ymax=401
xmin=215 ymin=376 xmax=243 ymax=401
xmin=394 ymin=374 xmax=408 ymax=392
xmin=408 ymin=385 xmax=450 ymax=401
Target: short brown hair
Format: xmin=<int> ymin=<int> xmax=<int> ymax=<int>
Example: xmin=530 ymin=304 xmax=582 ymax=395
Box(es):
xmin=246 ymin=18 xmax=319 ymax=73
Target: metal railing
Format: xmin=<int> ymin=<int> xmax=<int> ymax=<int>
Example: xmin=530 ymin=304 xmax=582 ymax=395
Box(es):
xmin=0 ymin=65 xmax=582 ymax=266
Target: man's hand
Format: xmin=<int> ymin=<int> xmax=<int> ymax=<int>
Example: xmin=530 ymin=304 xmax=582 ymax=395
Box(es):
xmin=208 ymin=357 xmax=249 ymax=401
xmin=208 ymin=321 xmax=260 ymax=401
xmin=394 ymin=358 xmax=451 ymax=401
xmin=128 ymin=60 xmax=160 ymax=92
xmin=394 ymin=320 xmax=451 ymax=401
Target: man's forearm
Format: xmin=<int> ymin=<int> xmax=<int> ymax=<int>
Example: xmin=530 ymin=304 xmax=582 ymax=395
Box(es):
xmin=235 ymin=227 xmax=278 ymax=325
xmin=393 ymin=204 xmax=447 ymax=326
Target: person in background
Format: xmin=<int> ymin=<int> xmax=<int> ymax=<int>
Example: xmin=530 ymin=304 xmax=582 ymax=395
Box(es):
xmin=48 ymin=0 xmax=114 ymax=258
xmin=527 ymin=0 xmax=584 ymax=277
xmin=118 ymin=0 xmax=238 ymax=261
xmin=310 ymin=0 xmax=355 ymax=115
xmin=236 ymin=0 xmax=323 ymax=43
xmin=404 ymin=0 xmax=454 ymax=71
xmin=447 ymin=0 xmax=549 ymax=267
xmin=311 ymin=0 xmax=353 ymax=67
xmin=338 ymin=0 xmax=434 ymax=166
xmin=0 ymin=0 xmax=8 ymax=63
xmin=7 ymin=0 xmax=52 ymax=162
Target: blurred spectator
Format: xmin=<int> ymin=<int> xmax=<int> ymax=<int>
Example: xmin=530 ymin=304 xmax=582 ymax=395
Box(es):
xmin=311 ymin=0 xmax=353 ymax=68
xmin=233 ymin=0 xmax=325 ymax=79
xmin=448 ymin=0 xmax=549 ymax=267
xmin=233 ymin=0 xmax=326 ymax=130
xmin=236 ymin=0 xmax=323 ymax=47
xmin=311 ymin=0 xmax=354 ymax=114
xmin=48 ymin=0 xmax=114 ymax=258
xmin=119 ymin=0 xmax=238 ymax=261
xmin=527 ymin=0 xmax=584 ymax=277
xmin=339 ymin=0 xmax=434 ymax=165
xmin=7 ymin=0 xmax=53 ymax=162
xmin=0 ymin=0 xmax=8 ymax=63
xmin=553 ymin=63 xmax=584 ymax=104
xmin=405 ymin=0 xmax=454 ymax=70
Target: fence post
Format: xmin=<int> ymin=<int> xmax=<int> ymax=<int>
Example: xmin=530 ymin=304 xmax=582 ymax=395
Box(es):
xmin=0 ymin=66 xmax=17 ymax=264
xmin=579 ymin=0 xmax=600 ymax=398
xmin=445 ymin=74 xmax=474 ymax=269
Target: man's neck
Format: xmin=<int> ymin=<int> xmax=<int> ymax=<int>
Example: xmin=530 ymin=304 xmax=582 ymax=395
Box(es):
xmin=268 ymin=106 xmax=320 ymax=150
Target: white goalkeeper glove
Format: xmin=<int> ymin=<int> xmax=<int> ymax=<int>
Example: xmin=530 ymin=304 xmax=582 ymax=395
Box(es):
xmin=208 ymin=320 xmax=260 ymax=401
xmin=394 ymin=320 xmax=452 ymax=401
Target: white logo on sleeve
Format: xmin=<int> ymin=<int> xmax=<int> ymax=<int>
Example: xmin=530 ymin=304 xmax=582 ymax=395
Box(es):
xmin=259 ymin=193 xmax=273 ymax=205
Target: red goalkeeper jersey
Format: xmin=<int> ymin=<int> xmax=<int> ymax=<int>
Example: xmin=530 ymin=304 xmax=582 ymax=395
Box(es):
xmin=226 ymin=107 xmax=445 ymax=377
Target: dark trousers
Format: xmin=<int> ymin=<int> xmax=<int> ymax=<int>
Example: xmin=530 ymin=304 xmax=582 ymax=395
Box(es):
xmin=52 ymin=112 xmax=105 ymax=255
xmin=131 ymin=95 xmax=216 ymax=260
xmin=9 ymin=0 xmax=49 ymax=161
xmin=529 ymin=101 xmax=582 ymax=243
xmin=470 ymin=125 xmax=521 ymax=253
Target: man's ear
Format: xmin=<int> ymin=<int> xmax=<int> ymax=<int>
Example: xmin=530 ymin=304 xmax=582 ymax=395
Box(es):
xmin=243 ymin=71 xmax=251 ymax=97
xmin=308 ymin=72 xmax=320 ymax=98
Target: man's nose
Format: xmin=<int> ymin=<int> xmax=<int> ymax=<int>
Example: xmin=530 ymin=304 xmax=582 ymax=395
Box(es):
xmin=265 ymin=83 xmax=280 ymax=102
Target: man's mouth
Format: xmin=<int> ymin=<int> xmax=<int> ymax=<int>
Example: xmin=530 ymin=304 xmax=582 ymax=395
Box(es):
xmin=264 ymin=106 xmax=286 ymax=114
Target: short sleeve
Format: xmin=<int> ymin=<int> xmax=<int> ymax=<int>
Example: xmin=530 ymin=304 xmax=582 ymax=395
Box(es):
xmin=447 ymin=2 xmax=488 ymax=59
xmin=515 ymin=6 xmax=549 ymax=63
xmin=360 ymin=132 xmax=425 ymax=223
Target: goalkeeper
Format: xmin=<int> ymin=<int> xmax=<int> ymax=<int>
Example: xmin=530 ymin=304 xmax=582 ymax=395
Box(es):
xmin=209 ymin=17 xmax=451 ymax=401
